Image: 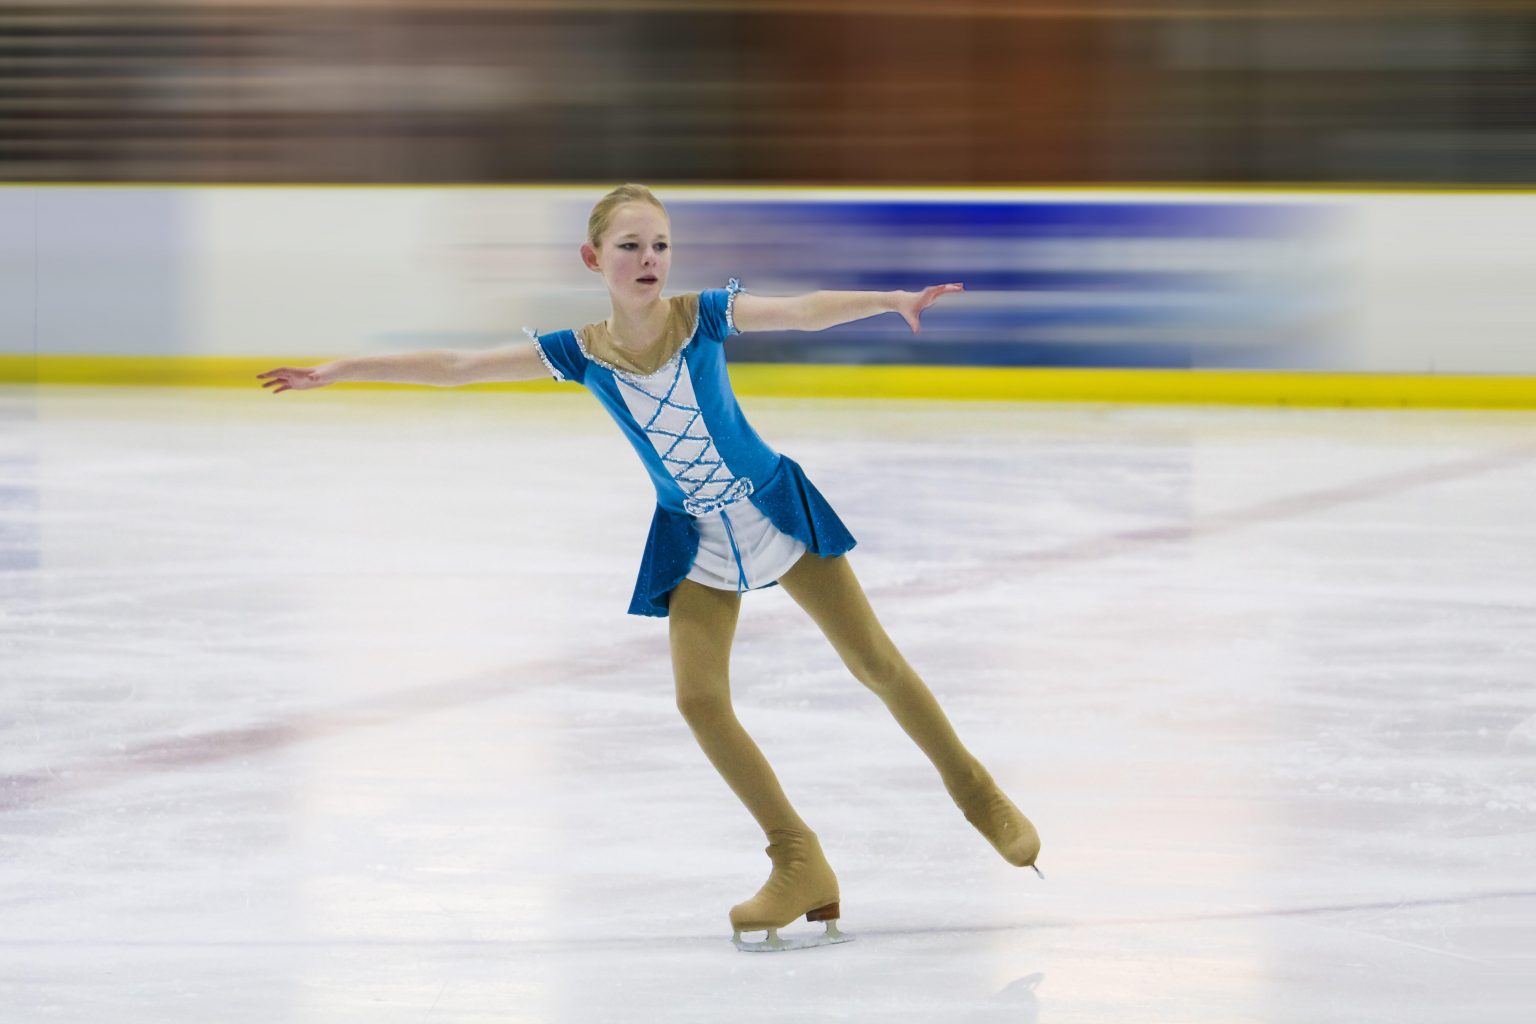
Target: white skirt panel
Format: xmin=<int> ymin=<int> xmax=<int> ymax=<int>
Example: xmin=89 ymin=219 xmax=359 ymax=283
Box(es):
xmin=685 ymin=498 xmax=808 ymax=592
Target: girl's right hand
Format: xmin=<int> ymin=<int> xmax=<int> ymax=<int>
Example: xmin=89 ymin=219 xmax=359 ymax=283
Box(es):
xmin=256 ymin=365 xmax=332 ymax=394
xmin=893 ymin=283 xmax=964 ymax=335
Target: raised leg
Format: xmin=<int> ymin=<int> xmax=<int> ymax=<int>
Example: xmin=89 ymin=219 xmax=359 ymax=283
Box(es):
xmin=776 ymin=552 xmax=1041 ymax=869
xmin=776 ymin=552 xmax=988 ymax=791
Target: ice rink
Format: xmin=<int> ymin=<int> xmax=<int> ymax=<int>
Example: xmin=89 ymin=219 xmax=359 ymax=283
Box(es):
xmin=3 ymin=384 xmax=1534 ymax=1023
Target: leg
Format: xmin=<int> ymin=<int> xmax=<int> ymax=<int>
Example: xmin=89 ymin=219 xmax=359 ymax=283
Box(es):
xmin=776 ymin=552 xmax=986 ymax=791
xmin=668 ymin=578 xmax=809 ymax=835
xmin=669 ymin=578 xmax=843 ymax=938
xmin=777 ymin=552 xmax=1041 ymax=870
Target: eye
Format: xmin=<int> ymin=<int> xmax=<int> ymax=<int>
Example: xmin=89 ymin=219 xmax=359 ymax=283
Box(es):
xmin=655 ymin=243 xmax=669 ymax=251
xmin=619 ymin=242 xmax=637 ymax=250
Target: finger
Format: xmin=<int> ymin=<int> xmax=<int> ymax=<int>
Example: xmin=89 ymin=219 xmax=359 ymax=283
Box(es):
xmin=920 ymin=283 xmax=964 ymax=308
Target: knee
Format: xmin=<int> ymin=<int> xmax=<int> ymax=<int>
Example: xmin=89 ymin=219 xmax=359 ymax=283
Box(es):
xmin=848 ymin=648 xmax=913 ymax=695
xmin=675 ymin=683 xmax=733 ymax=726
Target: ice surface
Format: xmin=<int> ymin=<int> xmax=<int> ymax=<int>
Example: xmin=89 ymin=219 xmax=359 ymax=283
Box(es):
xmin=2 ymin=386 xmax=1534 ymax=1023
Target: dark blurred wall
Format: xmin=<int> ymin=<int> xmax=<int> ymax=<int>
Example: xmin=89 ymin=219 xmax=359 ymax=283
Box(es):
xmin=1 ymin=1 xmax=1531 ymax=184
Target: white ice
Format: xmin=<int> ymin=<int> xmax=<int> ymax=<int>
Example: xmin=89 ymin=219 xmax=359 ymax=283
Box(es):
xmin=2 ymin=385 xmax=1534 ymax=1023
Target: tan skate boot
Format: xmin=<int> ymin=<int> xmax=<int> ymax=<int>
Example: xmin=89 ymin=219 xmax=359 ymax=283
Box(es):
xmin=946 ymin=770 xmax=1044 ymax=876
xmin=729 ymin=828 xmax=848 ymax=951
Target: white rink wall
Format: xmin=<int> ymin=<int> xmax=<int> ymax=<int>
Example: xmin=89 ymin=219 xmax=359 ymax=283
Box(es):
xmin=1 ymin=186 xmax=1533 ymax=374
xmin=1342 ymin=194 xmax=1536 ymax=374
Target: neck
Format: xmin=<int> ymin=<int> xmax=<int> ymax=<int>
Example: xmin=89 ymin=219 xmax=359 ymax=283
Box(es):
xmin=607 ymin=295 xmax=668 ymax=350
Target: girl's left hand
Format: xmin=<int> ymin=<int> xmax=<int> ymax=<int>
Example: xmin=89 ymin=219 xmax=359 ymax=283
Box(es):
xmin=895 ymin=283 xmax=964 ymax=334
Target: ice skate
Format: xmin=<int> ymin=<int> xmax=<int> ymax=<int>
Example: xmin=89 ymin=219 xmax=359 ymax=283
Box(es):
xmin=947 ymin=770 xmax=1044 ymax=876
xmin=729 ymin=827 xmax=853 ymax=952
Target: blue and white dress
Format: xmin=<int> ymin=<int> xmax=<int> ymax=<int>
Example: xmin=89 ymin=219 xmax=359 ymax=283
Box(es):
xmin=527 ymin=278 xmax=856 ymax=617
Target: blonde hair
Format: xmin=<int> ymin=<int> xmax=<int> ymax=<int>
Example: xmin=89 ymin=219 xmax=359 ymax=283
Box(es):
xmin=587 ymin=183 xmax=668 ymax=249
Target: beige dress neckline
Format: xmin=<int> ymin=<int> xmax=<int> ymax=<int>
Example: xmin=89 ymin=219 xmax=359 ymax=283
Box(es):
xmin=577 ymin=293 xmax=702 ymax=377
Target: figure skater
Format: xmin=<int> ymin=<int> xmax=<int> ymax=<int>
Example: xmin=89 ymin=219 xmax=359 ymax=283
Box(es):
xmin=257 ymin=183 xmax=1041 ymax=952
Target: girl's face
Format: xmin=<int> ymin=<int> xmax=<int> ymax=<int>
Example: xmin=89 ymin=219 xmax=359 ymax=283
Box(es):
xmin=583 ymin=202 xmax=671 ymax=302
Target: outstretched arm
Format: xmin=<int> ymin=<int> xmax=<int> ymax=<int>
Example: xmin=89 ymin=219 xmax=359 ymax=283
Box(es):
xmin=257 ymin=343 xmax=549 ymax=393
xmin=732 ymin=283 xmax=963 ymax=335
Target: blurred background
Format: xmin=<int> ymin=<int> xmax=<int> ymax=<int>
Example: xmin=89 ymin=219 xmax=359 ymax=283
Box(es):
xmin=1 ymin=0 xmax=1533 ymax=185
xmin=1 ymin=1 xmax=1533 ymax=391
xmin=4 ymin=9 xmax=1536 ymax=1023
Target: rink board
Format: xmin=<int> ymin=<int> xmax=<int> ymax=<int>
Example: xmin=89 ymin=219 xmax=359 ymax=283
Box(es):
xmin=3 ymin=185 xmax=1536 ymax=406
xmin=3 ymin=355 xmax=1535 ymax=409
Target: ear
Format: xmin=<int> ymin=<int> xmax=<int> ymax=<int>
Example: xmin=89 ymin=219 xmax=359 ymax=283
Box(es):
xmin=580 ymin=243 xmax=600 ymax=272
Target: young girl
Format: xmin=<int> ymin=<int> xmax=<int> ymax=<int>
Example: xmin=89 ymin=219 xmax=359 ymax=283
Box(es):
xmin=258 ymin=184 xmax=1041 ymax=952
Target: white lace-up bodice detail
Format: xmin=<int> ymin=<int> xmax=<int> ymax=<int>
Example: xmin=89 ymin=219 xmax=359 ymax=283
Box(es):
xmin=575 ymin=329 xmax=752 ymax=516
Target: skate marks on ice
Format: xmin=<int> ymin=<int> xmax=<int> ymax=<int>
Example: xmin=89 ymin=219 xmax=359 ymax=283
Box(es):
xmin=853 ymin=439 xmax=1536 ymax=601
xmin=8 ymin=428 xmax=1528 ymax=816
xmin=7 ymin=887 xmax=1522 ymax=955
xmin=825 ymin=887 xmax=1536 ymax=957
xmin=0 ymin=653 xmax=588 ymax=813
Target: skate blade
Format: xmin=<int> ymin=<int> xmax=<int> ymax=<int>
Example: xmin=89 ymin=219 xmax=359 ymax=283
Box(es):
xmin=732 ymin=922 xmax=854 ymax=953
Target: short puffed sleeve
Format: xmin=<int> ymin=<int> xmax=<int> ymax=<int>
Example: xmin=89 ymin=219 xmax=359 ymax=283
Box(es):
xmin=523 ymin=326 xmax=586 ymax=385
xmin=695 ymin=277 xmax=745 ymax=343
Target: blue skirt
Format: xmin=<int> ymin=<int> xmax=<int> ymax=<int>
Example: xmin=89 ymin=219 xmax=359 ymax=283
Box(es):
xmin=627 ymin=454 xmax=857 ymax=618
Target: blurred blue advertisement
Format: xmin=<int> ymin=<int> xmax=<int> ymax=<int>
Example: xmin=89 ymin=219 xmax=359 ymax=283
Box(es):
xmin=665 ymin=196 xmax=1344 ymax=370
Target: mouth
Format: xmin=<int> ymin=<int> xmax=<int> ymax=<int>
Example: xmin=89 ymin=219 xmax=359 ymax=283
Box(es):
xmin=636 ymin=276 xmax=658 ymax=284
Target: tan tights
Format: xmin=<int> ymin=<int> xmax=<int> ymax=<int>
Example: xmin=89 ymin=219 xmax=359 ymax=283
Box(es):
xmin=668 ymin=552 xmax=989 ymax=837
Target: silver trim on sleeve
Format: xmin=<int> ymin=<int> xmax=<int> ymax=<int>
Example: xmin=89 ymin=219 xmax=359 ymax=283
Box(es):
xmin=724 ymin=277 xmax=744 ymax=336
xmin=524 ymin=325 xmax=565 ymax=382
